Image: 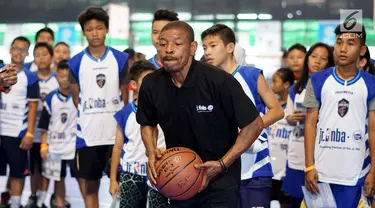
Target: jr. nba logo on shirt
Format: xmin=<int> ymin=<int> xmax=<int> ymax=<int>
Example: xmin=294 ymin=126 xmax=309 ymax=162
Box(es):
xmin=96 ymin=74 xmax=106 ymax=88
xmin=338 ymin=98 xmax=349 ymax=117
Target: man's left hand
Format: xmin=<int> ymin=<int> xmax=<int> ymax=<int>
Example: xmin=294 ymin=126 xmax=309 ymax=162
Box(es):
xmin=194 ymin=160 xmax=223 ymax=193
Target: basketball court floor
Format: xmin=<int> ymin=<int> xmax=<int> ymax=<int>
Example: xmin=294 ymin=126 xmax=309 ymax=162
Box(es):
xmin=0 ymin=172 xmax=114 ymax=208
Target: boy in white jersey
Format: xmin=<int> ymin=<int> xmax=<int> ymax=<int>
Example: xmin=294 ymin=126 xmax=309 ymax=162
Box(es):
xmin=25 ymin=28 xmax=55 ymax=72
xmin=269 ymin=68 xmax=295 ymax=207
xmin=148 ymin=9 xmax=179 ymax=69
xmin=0 ymin=36 xmax=40 ymax=208
xmin=110 ymin=60 xmax=168 ymax=208
xmin=68 ymin=6 xmax=129 ymax=208
xmin=201 ymin=24 xmax=284 ymax=208
xmin=38 ymin=61 xmax=78 ymax=208
xmin=25 ymin=42 xmax=59 ymax=208
xmin=304 ymin=23 xmax=375 ymax=207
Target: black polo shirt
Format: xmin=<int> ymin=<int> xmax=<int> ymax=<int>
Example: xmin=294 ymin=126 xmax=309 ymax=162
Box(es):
xmin=136 ymin=59 xmax=259 ymax=189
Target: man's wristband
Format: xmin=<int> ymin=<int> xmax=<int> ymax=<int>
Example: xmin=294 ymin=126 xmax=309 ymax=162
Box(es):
xmin=219 ymin=158 xmax=228 ymax=173
xmin=304 ymin=165 xmax=316 ymax=173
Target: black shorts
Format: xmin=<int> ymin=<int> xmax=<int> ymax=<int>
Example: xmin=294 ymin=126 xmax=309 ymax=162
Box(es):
xmin=271 ymin=179 xmax=290 ymax=204
xmin=169 ymin=184 xmax=239 ymax=208
xmin=60 ymin=159 xmax=78 ymax=178
xmin=0 ymin=136 xmax=29 ymax=178
xmin=30 ymin=143 xmax=43 ymax=174
xmin=76 ymin=145 xmax=113 ymax=180
xmin=0 ymin=146 xmax=7 ymax=176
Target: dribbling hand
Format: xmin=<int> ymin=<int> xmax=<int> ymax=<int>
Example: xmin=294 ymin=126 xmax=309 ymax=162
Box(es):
xmin=194 ymin=160 xmax=223 ymax=193
xmin=147 ymin=148 xmax=166 ymax=186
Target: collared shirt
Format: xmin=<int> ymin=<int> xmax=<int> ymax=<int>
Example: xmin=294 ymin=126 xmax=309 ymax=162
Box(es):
xmin=136 ymin=59 xmax=259 ymax=188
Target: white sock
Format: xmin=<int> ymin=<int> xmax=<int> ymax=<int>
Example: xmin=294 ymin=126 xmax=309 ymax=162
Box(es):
xmin=36 ymin=190 xmax=47 ymax=207
xmin=10 ymin=196 xmax=21 ymax=208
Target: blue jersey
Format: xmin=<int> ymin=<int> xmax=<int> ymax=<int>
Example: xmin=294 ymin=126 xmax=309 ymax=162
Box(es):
xmin=148 ymin=55 xmax=161 ymax=69
xmin=232 ymin=65 xmax=273 ymax=180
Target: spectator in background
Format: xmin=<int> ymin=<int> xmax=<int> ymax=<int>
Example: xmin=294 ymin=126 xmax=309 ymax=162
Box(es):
xmin=124 ymin=48 xmax=137 ymax=66
xmin=358 ymin=46 xmax=375 ymax=75
xmin=287 ymin=43 xmax=306 ymax=80
xmin=148 ymin=9 xmax=179 ymax=69
xmin=25 ymin=27 xmax=55 ymax=72
xmin=281 ymin=49 xmax=288 ymax=68
xmin=52 ymin=42 xmax=71 ymax=72
xmin=136 ymin=52 xmax=146 ymax=61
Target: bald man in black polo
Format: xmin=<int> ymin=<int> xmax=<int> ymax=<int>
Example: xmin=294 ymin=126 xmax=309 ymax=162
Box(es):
xmin=136 ymin=21 xmax=264 ymax=208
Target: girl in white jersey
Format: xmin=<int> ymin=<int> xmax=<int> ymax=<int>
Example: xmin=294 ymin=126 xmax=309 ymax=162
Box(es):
xmin=110 ymin=61 xmax=168 ymax=208
xmin=282 ymin=42 xmax=334 ymax=207
xmin=269 ymin=68 xmax=295 ymax=208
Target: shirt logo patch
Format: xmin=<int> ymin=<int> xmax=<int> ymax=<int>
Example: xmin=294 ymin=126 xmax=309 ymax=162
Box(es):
xmin=352 ymin=131 xmax=362 ymax=142
xmin=96 ymin=74 xmax=106 ymax=88
xmin=196 ymin=105 xmax=214 ymax=113
xmin=61 ymin=112 xmax=67 ymax=123
xmin=338 ymin=98 xmax=349 ymax=117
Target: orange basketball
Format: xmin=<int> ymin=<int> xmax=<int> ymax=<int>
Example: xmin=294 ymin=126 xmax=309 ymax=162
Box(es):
xmin=155 ymin=147 xmax=204 ymax=201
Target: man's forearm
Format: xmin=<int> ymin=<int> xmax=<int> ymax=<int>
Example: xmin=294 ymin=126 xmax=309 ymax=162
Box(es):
xmin=368 ymin=112 xmax=375 ymax=173
xmin=222 ymin=116 xmax=264 ymax=168
xmin=141 ymin=125 xmax=158 ymax=155
xmin=71 ymin=84 xmax=79 ymax=108
xmin=27 ymin=101 xmax=38 ymax=134
xmin=121 ymin=84 xmax=129 ymax=106
xmin=41 ymin=131 xmax=47 ymax=144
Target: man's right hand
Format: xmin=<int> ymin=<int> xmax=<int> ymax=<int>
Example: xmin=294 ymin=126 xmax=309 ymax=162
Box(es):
xmin=147 ymin=148 xmax=166 ymax=185
xmin=305 ymin=169 xmax=320 ymax=194
xmin=0 ymin=64 xmax=18 ymax=87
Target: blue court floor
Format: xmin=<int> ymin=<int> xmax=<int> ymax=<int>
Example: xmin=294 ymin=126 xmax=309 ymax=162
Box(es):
xmin=0 ymin=171 xmax=114 ymax=208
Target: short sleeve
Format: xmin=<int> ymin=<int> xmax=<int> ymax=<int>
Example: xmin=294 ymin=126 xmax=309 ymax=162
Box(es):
xmin=38 ymin=106 xmax=51 ymax=130
xmin=67 ymin=52 xmax=84 ymax=85
xmin=220 ymin=75 xmax=259 ymax=129
xmin=136 ymin=75 xmax=158 ymax=126
xmin=303 ymin=80 xmax=320 ymax=109
xmin=114 ymin=107 xmax=128 ymax=134
xmin=369 ymin=98 xmax=375 ymax=111
xmin=111 ymin=47 xmax=129 ymax=85
xmin=25 ymin=72 xmax=40 ymax=100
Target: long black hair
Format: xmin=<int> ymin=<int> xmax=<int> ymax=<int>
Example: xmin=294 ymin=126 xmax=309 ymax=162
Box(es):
xmin=360 ymin=46 xmax=375 ymax=75
xmin=294 ymin=42 xmax=335 ymax=93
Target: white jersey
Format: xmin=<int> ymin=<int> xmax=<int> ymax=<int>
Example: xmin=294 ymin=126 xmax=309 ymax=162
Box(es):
xmin=268 ymin=105 xmax=293 ymax=180
xmin=39 ymin=90 xmax=77 ymax=160
xmin=306 ymin=67 xmax=375 ymax=186
xmin=0 ymin=69 xmax=39 ymax=138
xmin=68 ymin=47 xmax=129 ymax=148
xmin=114 ymin=102 xmax=165 ymax=176
xmin=34 ymin=73 xmax=59 ymax=143
xmin=286 ymin=86 xmax=306 ymax=171
xmin=232 ymin=66 xmax=273 ymax=180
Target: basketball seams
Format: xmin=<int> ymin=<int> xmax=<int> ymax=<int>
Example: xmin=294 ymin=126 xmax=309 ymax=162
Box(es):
xmin=155 ymin=151 xmax=196 ymax=171
xmin=169 ymin=165 xmax=204 ymax=199
xmin=158 ymin=153 xmax=197 ymax=192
